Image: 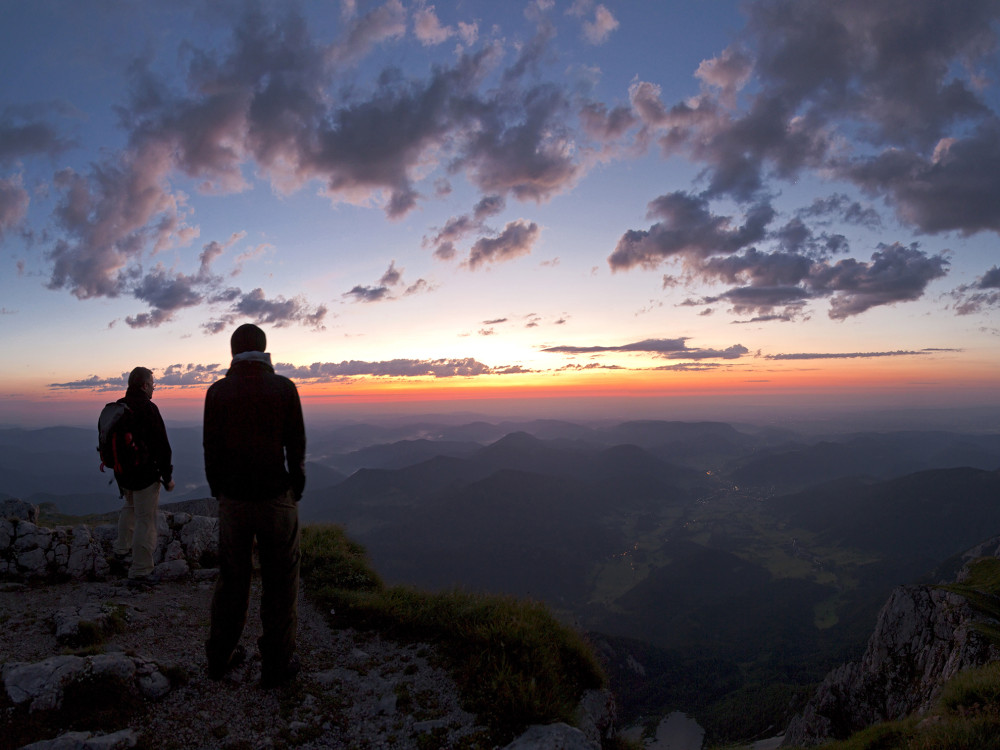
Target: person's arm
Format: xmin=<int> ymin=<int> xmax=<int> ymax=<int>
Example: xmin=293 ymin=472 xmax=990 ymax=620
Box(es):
xmin=284 ymin=382 xmax=306 ymax=501
xmin=203 ymin=387 xmax=221 ymax=498
xmin=150 ymin=403 xmax=174 ymax=490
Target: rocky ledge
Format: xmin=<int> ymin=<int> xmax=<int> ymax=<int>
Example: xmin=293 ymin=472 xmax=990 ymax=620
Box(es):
xmin=1 ymin=499 xmax=614 ymax=750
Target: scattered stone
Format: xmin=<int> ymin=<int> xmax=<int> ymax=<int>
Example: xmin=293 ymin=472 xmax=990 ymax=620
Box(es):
xmin=52 ymin=602 xmax=124 ymax=644
xmin=19 ymin=728 xmax=137 ymax=750
xmin=503 ymin=722 xmax=597 ymax=750
xmin=151 ymin=558 xmax=189 ymax=581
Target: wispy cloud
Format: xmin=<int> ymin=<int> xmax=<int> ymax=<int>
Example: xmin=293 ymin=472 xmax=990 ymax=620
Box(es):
xmin=343 ymin=260 xmax=432 ymax=303
xmin=765 ymin=349 xmax=958 ymax=361
xmin=950 ymin=265 xmax=1000 ymax=314
xmin=541 ymin=337 xmax=749 ymax=360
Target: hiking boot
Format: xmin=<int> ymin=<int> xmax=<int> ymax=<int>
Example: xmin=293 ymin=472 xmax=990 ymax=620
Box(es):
xmin=260 ymin=655 xmax=300 ymax=689
xmin=208 ymin=644 xmax=247 ymax=681
xmin=110 ymin=552 xmax=130 ymax=574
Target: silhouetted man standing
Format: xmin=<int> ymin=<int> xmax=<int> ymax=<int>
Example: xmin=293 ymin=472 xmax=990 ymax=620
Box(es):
xmin=203 ymin=323 xmax=306 ymax=686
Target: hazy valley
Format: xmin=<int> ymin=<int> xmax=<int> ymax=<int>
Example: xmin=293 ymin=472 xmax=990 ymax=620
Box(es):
xmin=4 ymin=416 xmax=1000 ymax=744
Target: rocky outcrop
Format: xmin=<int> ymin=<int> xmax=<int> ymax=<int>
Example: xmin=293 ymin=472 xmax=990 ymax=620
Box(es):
xmin=0 ymin=498 xmax=218 ymax=582
xmin=3 ymin=653 xmax=171 ymax=712
xmin=783 ymin=558 xmax=1000 ymax=746
xmin=1 ymin=501 xmax=616 ymax=749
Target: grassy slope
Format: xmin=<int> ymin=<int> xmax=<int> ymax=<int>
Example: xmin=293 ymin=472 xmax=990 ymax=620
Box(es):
xmin=299 ymin=524 xmax=608 ymax=746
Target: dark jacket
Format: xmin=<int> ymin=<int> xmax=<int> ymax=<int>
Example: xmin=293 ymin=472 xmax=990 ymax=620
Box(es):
xmin=203 ymin=358 xmax=306 ymax=502
xmin=116 ymin=385 xmax=173 ymax=491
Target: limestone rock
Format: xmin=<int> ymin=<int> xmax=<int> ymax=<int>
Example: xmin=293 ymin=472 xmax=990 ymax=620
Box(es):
xmin=782 ymin=583 xmax=1000 ymax=746
xmin=3 ymin=654 xmax=88 ymax=711
xmin=178 ymin=514 xmax=218 ymax=564
xmin=503 ymin=722 xmax=597 ymax=750
xmin=2 ymin=652 xmax=169 ymax=714
xmin=574 ymin=689 xmax=615 ymax=748
xmin=51 ymin=602 xmax=126 ymax=645
xmin=1 ymin=497 xmax=38 ymax=522
xmin=0 ymin=510 xmax=220 ymax=583
xmin=19 ymin=728 xmax=137 ymax=750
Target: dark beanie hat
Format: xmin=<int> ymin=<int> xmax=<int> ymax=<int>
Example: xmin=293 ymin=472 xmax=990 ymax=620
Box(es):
xmin=231 ymin=323 xmax=266 ymax=355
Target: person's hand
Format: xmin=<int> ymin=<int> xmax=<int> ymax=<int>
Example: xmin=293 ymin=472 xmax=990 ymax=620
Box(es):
xmin=164 ymin=479 xmax=175 ymax=492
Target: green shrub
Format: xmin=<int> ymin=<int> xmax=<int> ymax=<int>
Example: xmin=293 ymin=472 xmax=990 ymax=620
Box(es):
xmin=300 ymin=523 xmax=383 ymax=593
xmin=300 ymin=523 xmax=606 ymax=742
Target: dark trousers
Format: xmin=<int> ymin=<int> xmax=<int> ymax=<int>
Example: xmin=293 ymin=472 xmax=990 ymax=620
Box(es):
xmin=206 ymin=491 xmax=300 ymax=673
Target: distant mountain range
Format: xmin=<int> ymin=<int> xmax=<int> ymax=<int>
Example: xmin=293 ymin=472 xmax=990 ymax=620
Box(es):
xmin=5 ymin=416 xmax=1000 ymax=738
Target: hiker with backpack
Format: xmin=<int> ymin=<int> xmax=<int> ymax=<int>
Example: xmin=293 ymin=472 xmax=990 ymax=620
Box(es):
xmin=104 ymin=366 xmax=175 ymax=584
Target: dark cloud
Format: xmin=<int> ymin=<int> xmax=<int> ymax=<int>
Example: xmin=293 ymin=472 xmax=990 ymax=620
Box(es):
xmin=118 ymin=234 xmax=287 ymax=329
xmin=275 ymin=357 xmax=501 ymax=380
xmin=699 ymin=248 xmax=812 ymax=286
xmin=0 ymin=176 xmax=29 ymax=238
xmin=461 ymin=83 xmax=582 ymax=201
xmin=473 ymin=194 xmax=506 ymax=220
xmin=717 ymin=286 xmax=811 ymax=318
xmin=809 ymin=242 xmax=949 ymax=319
xmin=47 ymin=353 xmax=532 ymax=392
xmin=37 ymin=5 xmax=596 ymax=315
xmin=132 ymin=266 xmax=204 ymax=315
xmin=158 ymin=363 xmax=224 ymax=386
xmin=202 ymin=288 xmax=328 ymax=332
xmin=951 ymin=265 xmax=1000 ymax=314
xmin=232 ymin=288 xmax=327 ymax=327
xmin=981 ymin=266 xmax=1000 ymax=289
xmin=467 ymin=220 xmax=539 ymax=269
xmin=328 ymin=0 xmax=407 ymax=64
xmin=568 ymin=1 xmax=620 ymax=45
xmin=766 ymin=350 xmax=935 ymax=360
xmin=608 ymin=192 xmax=774 ymax=270
xmin=843 ymin=123 xmax=1000 ymax=235
xmin=425 ymin=195 xmax=507 ymax=259
xmin=541 ymin=337 xmax=748 ymax=360
xmin=403 ymin=278 xmax=430 ymax=295
xmin=343 ymin=260 xmax=430 ymax=302
xmin=0 ymin=105 xmax=75 ymax=165
xmin=343 ymin=284 xmax=391 ymax=303
xmin=379 ymin=261 xmax=402 ymax=286
xmin=798 ymin=193 xmax=882 ymax=232
xmin=624 ymin=0 xmax=1000 ymax=242
xmin=579 ymin=101 xmax=637 ymax=144
xmin=48 ymin=374 xmax=128 ymax=392
xmin=613 ymin=191 xmax=950 ymax=320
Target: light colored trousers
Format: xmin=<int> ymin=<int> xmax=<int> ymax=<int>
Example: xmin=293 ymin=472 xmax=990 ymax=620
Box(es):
xmin=114 ymin=481 xmax=160 ymax=578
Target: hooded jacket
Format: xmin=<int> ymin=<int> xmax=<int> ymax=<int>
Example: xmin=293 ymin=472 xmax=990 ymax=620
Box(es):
xmin=203 ymin=356 xmax=306 ymax=502
xmin=116 ymin=385 xmax=173 ymax=491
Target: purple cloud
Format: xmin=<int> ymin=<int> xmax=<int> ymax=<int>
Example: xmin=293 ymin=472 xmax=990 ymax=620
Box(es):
xmin=541 ymin=337 xmax=749 ymax=360
xmin=467 ymin=220 xmax=540 ymax=269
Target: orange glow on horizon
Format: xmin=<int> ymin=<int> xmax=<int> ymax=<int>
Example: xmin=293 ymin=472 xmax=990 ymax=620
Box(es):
xmin=12 ymin=354 xmax=997 ymax=428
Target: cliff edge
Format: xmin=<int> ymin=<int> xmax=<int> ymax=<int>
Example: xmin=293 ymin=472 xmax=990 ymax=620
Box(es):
xmin=782 ymin=536 xmax=1000 ymax=746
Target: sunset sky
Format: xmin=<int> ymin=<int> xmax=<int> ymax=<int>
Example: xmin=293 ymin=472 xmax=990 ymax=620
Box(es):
xmin=2 ymin=0 xmax=999 ymax=428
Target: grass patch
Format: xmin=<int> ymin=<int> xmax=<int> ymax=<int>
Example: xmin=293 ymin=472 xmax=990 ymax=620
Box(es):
xmin=300 ymin=523 xmax=606 ymax=744
xmin=938 ymin=557 xmax=1000 ymax=645
xmin=938 ymin=662 xmax=1000 ymax=715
